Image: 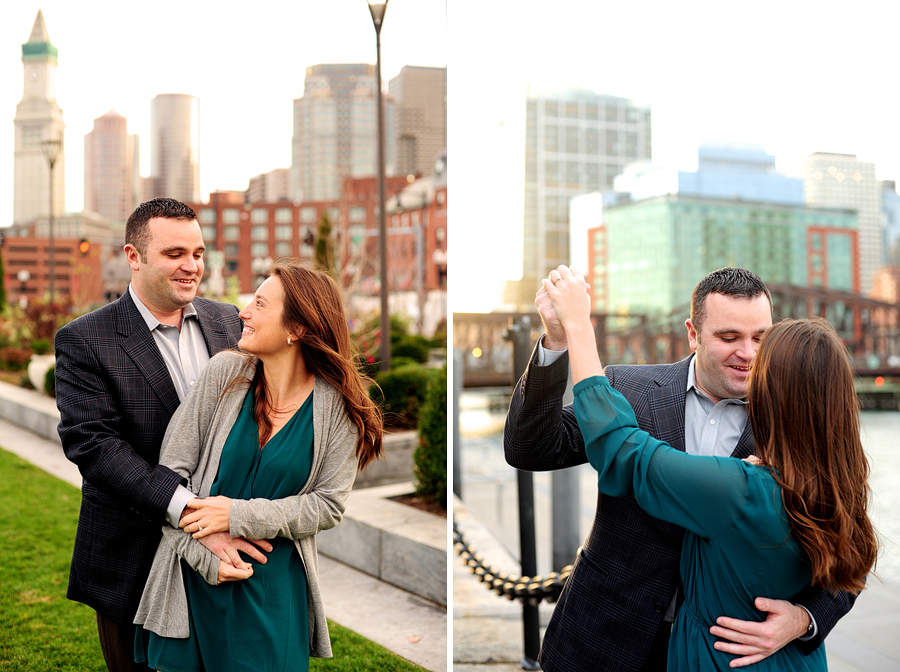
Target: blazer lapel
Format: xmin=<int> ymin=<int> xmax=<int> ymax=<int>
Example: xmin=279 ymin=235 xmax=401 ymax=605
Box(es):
xmin=647 ymin=358 xmax=692 ymax=453
xmin=195 ymin=301 xmax=237 ymax=357
xmin=116 ymin=293 xmax=180 ymax=415
xmin=731 ymin=423 xmax=756 ymax=459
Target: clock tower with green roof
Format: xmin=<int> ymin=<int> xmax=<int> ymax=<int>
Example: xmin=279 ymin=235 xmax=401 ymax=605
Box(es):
xmin=13 ymin=9 xmax=66 ymax=225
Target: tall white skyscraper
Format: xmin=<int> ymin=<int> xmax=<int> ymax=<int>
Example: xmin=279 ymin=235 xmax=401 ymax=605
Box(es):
xmin=13 ymin=10 xmax=65 ymax=225
xmin=798 ymin=153 xmax=882 ymax=294
xmin=389 ymin=66 xmax=446 ymax=178
xmin=150 ymin=94 xmax=200 ymax=203
xmin=291 ymin=64 xmax=395 ymax=201
xmin=510 ymin=85 xmax=651 ymax=304
xmin=84 ymin=110 xmax=138 ymax=223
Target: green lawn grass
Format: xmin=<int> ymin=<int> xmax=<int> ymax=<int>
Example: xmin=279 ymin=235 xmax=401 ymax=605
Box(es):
xmin=0 ymin=448 xmax=425 ymax=671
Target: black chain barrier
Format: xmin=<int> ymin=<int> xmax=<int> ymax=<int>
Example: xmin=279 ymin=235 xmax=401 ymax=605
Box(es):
xmin=453 ymin=520 xmax=575 ymax=606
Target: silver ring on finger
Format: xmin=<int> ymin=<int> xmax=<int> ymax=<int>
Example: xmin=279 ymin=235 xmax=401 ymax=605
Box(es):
xmin=197 ymin=524 xmax=204 ymax=533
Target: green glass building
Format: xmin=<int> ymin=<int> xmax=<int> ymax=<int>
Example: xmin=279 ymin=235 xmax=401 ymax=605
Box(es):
xmin=592 ymin=194 xmax=858 ymax=317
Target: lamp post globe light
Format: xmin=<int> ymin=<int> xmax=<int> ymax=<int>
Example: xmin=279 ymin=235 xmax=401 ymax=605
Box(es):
xmin=41 ymin=137 xmax=62 ymax=304
xmin=367 ymin=0 xmax=391 ymax=372
xmin=17 ymin=269 xmax=31 ymax=308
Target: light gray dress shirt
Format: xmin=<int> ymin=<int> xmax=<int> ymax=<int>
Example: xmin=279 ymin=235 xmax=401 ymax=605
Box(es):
xmin=128 ymin=285 xmax=211 ymax=525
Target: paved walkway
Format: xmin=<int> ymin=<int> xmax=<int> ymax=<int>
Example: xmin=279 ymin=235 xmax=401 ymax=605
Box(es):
xmin=453 ymin=494 xmax=900 ymax=672
xmin=0 ymin=417 xmax=447 ymax=672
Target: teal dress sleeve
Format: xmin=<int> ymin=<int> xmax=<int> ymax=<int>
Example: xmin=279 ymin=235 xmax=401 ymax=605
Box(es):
xmin=573 ymin=375 xmax=752 ymax=539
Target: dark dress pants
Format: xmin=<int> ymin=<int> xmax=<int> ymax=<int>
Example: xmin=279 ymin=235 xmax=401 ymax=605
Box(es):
xmin=640 ymin=621 xmax=672 ymax=672
xmin=96 ymin=612 xmax=154 ymax=672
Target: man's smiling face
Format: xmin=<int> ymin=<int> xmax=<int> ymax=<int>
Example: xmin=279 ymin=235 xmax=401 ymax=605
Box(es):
xmin=126 ymin=216 xmax=205 ymax=317
xmin=686 ymin=292 xmax=773 ymax=404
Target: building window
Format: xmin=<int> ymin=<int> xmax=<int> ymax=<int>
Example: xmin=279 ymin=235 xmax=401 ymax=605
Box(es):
xmin=811 ymin=233 xmax=822 ymax=251
xmin=275 ymin=241 xmax=292 ymax=256
xmin=225 ymin=244 xmax=239 ymax=256
xmin=566 ymin=127 xmax=579 ymax=153
xmin=586 ymin=163 xmax=600 ymax=190
xmin=545 ymin=160 xmax=559 ymax=187
xmin=275 ymin=225 xmax=292 ymax=240
xmin=251 ymin=242 xmax=269 ymax=256
xmin=201 ymin=226 xmax=216 ymax=244
xmin=300 ymin=207 xmax=317 ymax=223
xmin=224 ymin=226 xmax=240 ymax=241
xmin=199 ymin=208 xmax=216 ymax=224
xmin=275 ymin=207 xmax=293 ymax=223
xmin=251 ymin=208 xmax=269 ymax=224
xmin=223 ymin=208 xmax=240 ymax=224
xmin=226 ymin=260 xmax=238 ymax=272
xmin=252 ymin=226 xmax=268 ymax=241
xmin=349 ymin=206 xmax=366 ymax=222
xmin=544 ymin=125 xmax=559 ymax=152
xmin=567 ymin=161 xmax=580 ymax=188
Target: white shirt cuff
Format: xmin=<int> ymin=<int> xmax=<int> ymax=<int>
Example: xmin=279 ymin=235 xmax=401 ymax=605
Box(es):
xmin=166 ymin=485 xmax=196 ymax=528
xmin=795 ymin=604 xmax=818 ymax=641
xmin=537 ymin=335 xmax=567 ymax=366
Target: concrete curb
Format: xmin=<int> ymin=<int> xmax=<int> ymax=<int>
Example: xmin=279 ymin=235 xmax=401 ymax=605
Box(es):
xmin=319 ymin=481 xmax=447 ymax=606
xmin=0 ymin=379 xmax=61 ymax=444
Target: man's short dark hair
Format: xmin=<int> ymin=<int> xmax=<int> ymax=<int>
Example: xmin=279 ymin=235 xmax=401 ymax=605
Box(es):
xmin=690 ymin=267 xmax=772 ymax=334
xmin=125 ymin=198 xmax=198 ymax=260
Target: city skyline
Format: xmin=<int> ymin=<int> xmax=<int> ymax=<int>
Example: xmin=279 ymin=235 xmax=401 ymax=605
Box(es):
xmin=451 ymin=0 xmax=900 ymax=312
xmin=1 ymin=0 xmax=447 ymax=222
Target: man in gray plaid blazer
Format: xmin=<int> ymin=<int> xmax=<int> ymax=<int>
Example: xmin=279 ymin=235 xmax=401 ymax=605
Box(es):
xmin=505 ymin=267 xmax=855 ymax=672
xmin=56 ymin=199 xmax=266 ymax=672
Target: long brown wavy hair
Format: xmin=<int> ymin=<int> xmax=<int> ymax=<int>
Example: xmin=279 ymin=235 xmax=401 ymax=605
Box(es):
xmin=748 ymin=317 xmax=877 ymax=594
xmin=242 ymin=260 xmax=383 ymax=470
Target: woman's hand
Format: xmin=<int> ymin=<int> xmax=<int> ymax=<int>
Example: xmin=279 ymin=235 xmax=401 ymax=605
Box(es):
xmin=180 ymin=496 xmax=233 ymax=539
xmin=542 ymin=265 xmax=591 ymax=330
xmin=543 ymin=265 xmax=604 ymax=385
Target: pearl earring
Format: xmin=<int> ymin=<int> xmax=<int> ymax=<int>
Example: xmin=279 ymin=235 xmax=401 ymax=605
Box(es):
xmin=287 ymin=336 xmax=293 ymax=346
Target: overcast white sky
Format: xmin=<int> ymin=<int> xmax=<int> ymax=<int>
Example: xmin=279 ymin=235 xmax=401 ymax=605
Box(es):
xmin=449 ymin=0 xmax=900 ymax=311
xmin=6 ymin=1 xmax=900 ymax=313
xmin=1 ymin=0 xmax=446 ymax=219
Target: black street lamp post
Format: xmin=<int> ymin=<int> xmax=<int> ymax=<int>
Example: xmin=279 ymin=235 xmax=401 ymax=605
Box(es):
xmin=367 ymin=0 xmax=390 ymax=372
xmin=41 ymin=137 xmax=62 ymax=304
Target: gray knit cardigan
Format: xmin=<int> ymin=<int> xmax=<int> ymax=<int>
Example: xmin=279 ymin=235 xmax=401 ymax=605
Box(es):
xmin=133 ymin=350 xmax=359 ymax=658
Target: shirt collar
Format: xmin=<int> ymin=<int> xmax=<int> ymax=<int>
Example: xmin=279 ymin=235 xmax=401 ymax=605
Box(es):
xmin=128 ymin=284 xmax=197 ymax=331
xmin=686 ymin=354 xmax=748 ymax=406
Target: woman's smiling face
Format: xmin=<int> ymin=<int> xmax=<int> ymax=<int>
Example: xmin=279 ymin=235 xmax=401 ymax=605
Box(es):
xmin=238 ymin=276 xmax=293 ymax=356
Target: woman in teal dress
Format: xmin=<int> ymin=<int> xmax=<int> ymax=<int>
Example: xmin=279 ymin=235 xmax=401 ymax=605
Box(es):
xmin=133 ymin=260 xmax=384 ymax=672
xmin=543 ymin=265 xmax=877 ymax=671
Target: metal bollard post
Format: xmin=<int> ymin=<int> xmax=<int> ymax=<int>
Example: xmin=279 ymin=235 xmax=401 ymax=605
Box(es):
xmin=453 ymin=349 xmax=463 ymax=500
xmin=552 ymin=378 xmax=580 ymax=573
xmin=504 ymin=316 xmax=541 ymax=670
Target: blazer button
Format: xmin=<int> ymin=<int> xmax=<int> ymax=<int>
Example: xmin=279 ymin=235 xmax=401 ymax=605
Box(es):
xmin=654 ymin=603 xmax=664 ymax=614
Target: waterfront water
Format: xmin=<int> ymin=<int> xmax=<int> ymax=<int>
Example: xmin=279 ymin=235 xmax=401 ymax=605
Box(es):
xmin=458 ymin=390 xmax=900 ymax=583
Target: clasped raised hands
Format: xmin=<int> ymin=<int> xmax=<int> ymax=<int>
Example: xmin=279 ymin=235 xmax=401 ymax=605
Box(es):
xmin=541 ymin=265 xmax=592 ymax=332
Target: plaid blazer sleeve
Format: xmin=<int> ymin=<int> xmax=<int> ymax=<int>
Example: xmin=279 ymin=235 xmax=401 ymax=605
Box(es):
xmin=504 ymin=337 xmax=588 ymax=471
